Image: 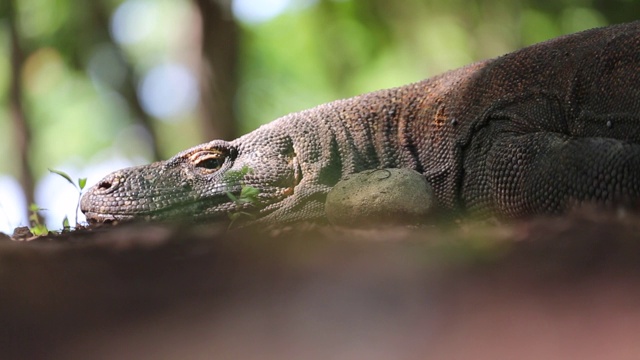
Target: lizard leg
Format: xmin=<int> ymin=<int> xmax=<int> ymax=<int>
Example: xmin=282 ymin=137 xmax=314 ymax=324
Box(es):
xmin=254 ymin=183 xmax=332 ymax=224
xmin=467 ymin=132 xmax=640 ymax=217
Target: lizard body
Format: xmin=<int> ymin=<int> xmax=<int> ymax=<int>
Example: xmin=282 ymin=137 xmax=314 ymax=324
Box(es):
xmin=81 ymin=22 xmax=640 ymax=224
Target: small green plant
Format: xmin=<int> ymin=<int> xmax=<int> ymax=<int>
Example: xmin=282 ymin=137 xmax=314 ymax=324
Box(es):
xmin=223 ymin=165 xmax=260 ymax=227
xmin=222 ymin=165 xmax=252 ymax=184
xmin=62 ymin=216 xmax=71 ymax=231
xmin=49 ymin=168 xmax=87 ymax=227
xmin=28 ymin=203 xmax=49 ymax=236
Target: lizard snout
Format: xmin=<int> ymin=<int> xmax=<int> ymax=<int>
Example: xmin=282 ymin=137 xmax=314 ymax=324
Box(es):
xmin=80 ymin=171 xmax=133 ymax=223
xmin=93 ymin=173 xmax=124 ymax=194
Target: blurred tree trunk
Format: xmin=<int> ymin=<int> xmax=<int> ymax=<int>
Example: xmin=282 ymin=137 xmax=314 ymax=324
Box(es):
xmin=194 ymin=0 xmax=239 ymax=141
xmin=7 ymin=0 xmax=36 ymax=221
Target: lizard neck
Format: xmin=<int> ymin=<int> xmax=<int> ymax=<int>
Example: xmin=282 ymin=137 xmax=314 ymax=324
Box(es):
xmin=293 ymin=81 xmax=453 ymax=173
xmin=237 ymin=63 xmax=487 ymax=211
xmin=285 ymin=65 xmax=482 ymax=209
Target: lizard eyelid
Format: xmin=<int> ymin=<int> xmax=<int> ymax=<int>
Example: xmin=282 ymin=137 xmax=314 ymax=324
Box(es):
xmin=191 ymin=151 xmax=227 ymax=171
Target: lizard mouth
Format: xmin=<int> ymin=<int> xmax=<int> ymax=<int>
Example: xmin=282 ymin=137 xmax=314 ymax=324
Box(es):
xmin=83 ymin=211 xmax=136 ymax=225
xmin=81 ymin=192 xmax=247 ymax=225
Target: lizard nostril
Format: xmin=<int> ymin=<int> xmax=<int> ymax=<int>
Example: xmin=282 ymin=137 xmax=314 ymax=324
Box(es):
xmin=98 ymin=180 xmax=112 ymax=190
xmin=94 ymin=174 xmax=123 ymax=194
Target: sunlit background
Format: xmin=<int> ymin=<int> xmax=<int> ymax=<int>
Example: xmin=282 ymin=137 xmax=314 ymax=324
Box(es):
xmin=0 ymin=0 xmax=635 ymax=233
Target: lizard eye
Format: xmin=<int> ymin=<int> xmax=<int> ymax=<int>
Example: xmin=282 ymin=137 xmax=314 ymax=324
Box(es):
xmin=191 ymin=151 xmax=227 ymax=172
xmin=195 ymin=157 xmax=224 ymax=170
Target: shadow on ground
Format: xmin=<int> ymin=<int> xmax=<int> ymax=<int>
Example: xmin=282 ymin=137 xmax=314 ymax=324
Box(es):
xmin=2 ymin=210 xmax=640 ymax=359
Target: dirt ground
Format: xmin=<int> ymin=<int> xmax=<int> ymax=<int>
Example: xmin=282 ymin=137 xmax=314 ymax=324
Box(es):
xmin=2 ymin=210 xmax=640 ymax=359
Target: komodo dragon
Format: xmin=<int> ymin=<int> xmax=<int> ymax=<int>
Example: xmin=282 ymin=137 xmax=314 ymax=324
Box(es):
xmin=81 ymin=22 xmax=640 ymax=225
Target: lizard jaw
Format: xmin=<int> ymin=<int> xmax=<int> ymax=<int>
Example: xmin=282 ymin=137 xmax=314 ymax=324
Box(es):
xmin=83 ymin=211 xmax=136 ymax=224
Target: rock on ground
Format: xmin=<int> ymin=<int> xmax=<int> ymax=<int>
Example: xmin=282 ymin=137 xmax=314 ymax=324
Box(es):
xmin=325 ymin=168 xmax=434 ymax=226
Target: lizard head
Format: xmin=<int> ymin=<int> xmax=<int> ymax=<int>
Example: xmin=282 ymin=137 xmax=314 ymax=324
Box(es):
xmin=80 ymin=135 xmax=301 ymax=224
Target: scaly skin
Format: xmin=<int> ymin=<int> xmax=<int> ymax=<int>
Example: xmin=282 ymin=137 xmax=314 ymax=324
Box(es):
xmin=81 ymin=22 xmax=640 ymax=224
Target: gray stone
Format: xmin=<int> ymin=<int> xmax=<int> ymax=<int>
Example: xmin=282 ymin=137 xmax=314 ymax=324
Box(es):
xmin=325 ymin=168 xmax=434 ymax=227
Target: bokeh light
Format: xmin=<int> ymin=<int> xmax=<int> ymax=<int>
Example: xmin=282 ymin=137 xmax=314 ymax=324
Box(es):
xmin=111 ymin=0 xmax=158 ymax=45
xmin=138 ymin=63 xmax=199 ymax=120
xmin=232 ymin=0 xmax=292 ymax=24
xmin=0 ymin=177 xmax=28 ymax=234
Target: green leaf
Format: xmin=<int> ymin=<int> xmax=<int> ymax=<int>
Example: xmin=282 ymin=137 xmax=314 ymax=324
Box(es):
xmin=29 ymin=203 xmax=44 ymax=212
xmin=225 ymin=191 xmax=238 ymax=202
xmin=240 ymin=186 xmax=259 ymax=203
xmin=30 ymin=224 xmax=49 ymax=236
xmin=240 ymin=186 xmax=259 ymax=197
xmin=223 ymin=165 xmax=253 ymax=184
xmin=49 ymin=168 xmax=77 ymax=189
xmin=78 ymin=178 xmax=87 ymax=190
xmin=62 ymin=216 xmax=70 ymax=229
xmin=240 ymin=165 xmax=252 ymax=175
xmin=223 ymin=171 xmax=243 ymax=184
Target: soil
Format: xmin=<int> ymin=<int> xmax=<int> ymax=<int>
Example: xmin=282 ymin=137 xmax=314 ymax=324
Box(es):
xmin=2 ymin=210 xmax=640 ymax=359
